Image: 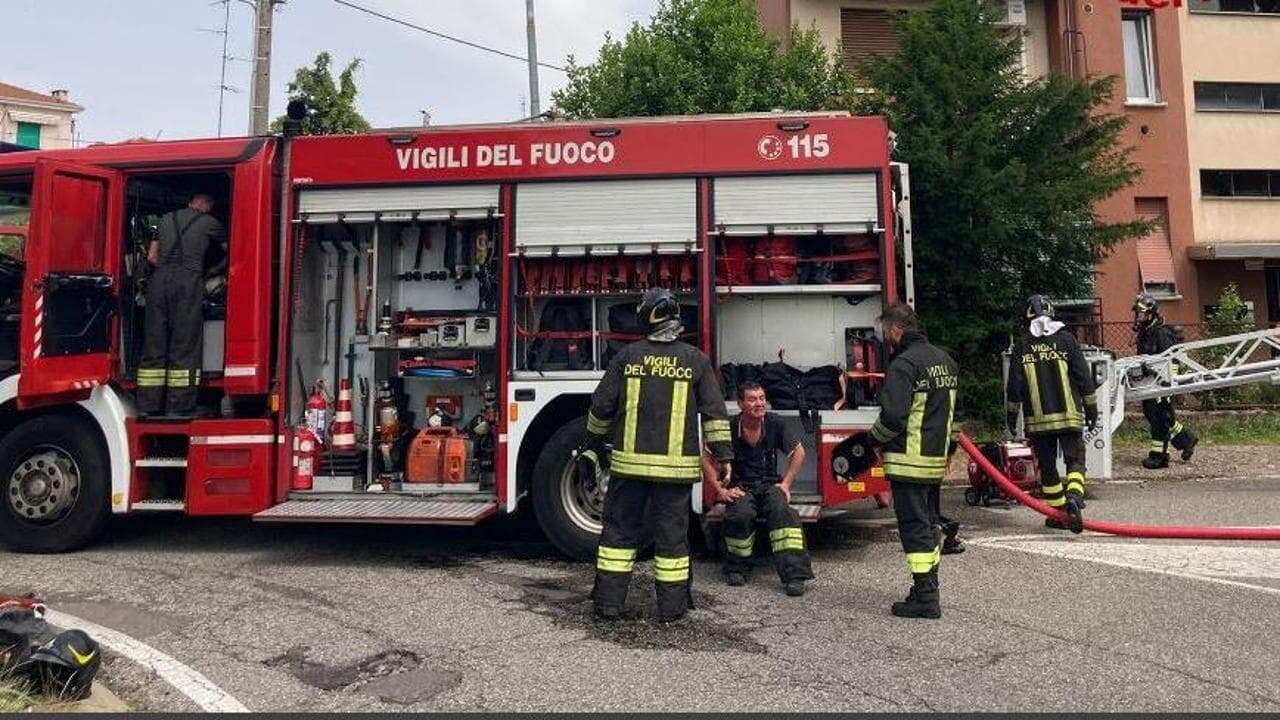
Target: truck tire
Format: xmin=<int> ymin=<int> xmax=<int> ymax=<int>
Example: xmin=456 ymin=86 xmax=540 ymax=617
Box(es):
xmin=532 ymin=419 xmax=604 ymax=561
xmin=0 ymin=414 xmax=111 ymax=553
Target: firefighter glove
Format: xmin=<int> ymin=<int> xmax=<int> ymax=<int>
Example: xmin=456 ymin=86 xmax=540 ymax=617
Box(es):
xmin=1085 ymin=405 xmax=1099 ymax=432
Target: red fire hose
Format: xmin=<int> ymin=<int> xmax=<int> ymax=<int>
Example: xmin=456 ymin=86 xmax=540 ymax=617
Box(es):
xmin=955 ymin=432 xmax=1280 ymax=541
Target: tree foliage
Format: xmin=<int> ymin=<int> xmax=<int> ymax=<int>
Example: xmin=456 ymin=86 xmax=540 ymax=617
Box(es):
xmin=552 ymin=0 xmax=851 ymax=118
xmin=854 ymin=0 xmax=1148 ymax=417
xmin=272 ymin=52 xmax=371 ymax=135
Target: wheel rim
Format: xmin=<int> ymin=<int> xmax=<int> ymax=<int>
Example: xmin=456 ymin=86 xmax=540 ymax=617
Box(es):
xmin=559 ymin=457 xmax=607 ymax=535
xmin=6 ymin=445 xmax=81 ymax=524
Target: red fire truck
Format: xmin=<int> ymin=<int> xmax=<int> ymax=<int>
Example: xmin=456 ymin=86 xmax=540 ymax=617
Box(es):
xmin=0 ymin=113 xmax=912 ymax=559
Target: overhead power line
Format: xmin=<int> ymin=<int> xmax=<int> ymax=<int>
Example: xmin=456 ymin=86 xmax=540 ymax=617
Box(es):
xmin=332 ymin=0 xmax=567 ymax=72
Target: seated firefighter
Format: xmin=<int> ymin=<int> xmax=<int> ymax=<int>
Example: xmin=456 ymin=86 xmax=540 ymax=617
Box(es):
xmin=703 ymin=381 xmax=815 ymax=596
xmin=137 ymin=193 xmax=226 ymax=418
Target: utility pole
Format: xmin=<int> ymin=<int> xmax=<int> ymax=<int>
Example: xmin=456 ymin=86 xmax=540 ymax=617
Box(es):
xmin=217 ymin=0 xmax=231 ymax=136
xmin=525 ymin=0 xmax=541 ymax=118
xmin=248 ymin=0 xmax=280 ymax=135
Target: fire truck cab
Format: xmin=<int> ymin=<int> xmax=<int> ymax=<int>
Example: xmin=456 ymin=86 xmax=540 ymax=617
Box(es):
xmin=0 ymin=113 xmax=910 ymax=560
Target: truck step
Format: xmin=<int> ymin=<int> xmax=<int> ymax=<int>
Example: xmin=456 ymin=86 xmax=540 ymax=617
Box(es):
xmin=253 ymin=498 xmax=497 ymax=525
xmin=135 ymin=457 xmax=188 ymax=468
xmin=132 ymin=500 xmax=186 ymax=512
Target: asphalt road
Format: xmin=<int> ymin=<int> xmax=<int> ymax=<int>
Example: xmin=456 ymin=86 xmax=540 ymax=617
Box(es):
xmin=5 ymin=469 xmax=1280 ymax=712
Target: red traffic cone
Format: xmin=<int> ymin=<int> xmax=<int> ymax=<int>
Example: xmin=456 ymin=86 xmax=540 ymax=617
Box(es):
xmin=331 ymin=379 xmax=356 ymax=451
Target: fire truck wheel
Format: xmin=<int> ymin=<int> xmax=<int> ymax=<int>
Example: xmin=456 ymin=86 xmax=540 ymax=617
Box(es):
xmin=0 ymin=413 xmax=110 ymax=553
xmin=532 ymin=419 xmax=604 ymax=561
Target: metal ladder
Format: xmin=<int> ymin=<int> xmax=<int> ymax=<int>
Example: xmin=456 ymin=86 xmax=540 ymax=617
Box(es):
xmin=1107 ymin=327 xmax=1280 ymax=432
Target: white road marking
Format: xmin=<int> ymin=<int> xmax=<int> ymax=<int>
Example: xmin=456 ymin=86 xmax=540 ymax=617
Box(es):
xmin=970 ymin=534 xmax=1280 ymax=598
xmin=45 ymin=609 xmax=249 ymax=713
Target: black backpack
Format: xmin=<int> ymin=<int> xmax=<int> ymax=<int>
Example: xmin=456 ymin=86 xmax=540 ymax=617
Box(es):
xmin=527 ymin=300 xmax=593 ymax=371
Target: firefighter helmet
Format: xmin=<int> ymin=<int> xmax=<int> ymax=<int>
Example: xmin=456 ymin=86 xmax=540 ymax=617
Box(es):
xmin=23 ymin=629 xmax=101 ymax=700
xmin=1133 ymin=292 xmax=1161 ymax=330
xmin=1025 ymin=295 xmax=1055 ymax=320
xmin=637 ymin=288 xmax=680 ymax=331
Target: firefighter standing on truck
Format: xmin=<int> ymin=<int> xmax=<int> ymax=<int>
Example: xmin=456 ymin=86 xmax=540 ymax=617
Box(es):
xmin=582 ymin=288 xmax=733 ymax=623
xmin=1006 ymin=295 xmax=1096 ymax=534
xmin=1133 ymin=292 xmax=1199 ymax=469
xmin=867 ymin=303 xmax=958 ymax=620
xmin=137 ymin=193 xmax=225 ymax=417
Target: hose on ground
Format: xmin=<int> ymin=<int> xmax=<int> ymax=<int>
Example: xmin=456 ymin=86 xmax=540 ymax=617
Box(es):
xmin=955 ymin=432 xmax=1280 ymax=541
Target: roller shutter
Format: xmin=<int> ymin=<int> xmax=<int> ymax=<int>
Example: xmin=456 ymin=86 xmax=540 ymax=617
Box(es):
xmin=713 ymin=173 xmax=880 ymax=235
xmin=297 ymin=184 xmax=500 ymax=223
xmin=515 ymin=179 xmax=697 ymax=257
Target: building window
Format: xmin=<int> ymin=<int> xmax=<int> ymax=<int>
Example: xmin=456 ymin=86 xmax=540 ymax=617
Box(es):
xmin=1201 ymin=170 xmax=1280 ymax=198
xmin=1135 ymin=198 xmax=1177 ymax=297
xmin=15 ymin=122 xmax=40 ymax=149
xmin=1192 ymin=0 xmax=1280 ymax=14
xmin=1267 ymin=266 xmax=1280 ymax=322
xmin=841 ymin=9 xmax=900 ymax=69
xmin=1121 ymin=11 xmax=1159 ymax=103
xmin=1195 ymin=82 xmax=1280 ymax=111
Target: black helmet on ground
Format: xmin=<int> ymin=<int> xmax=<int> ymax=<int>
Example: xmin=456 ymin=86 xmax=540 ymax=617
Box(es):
xmin=1025 ymin=295 xmax=1054 ymax=320
xmin=22 ymin=629 xmax=101 ymax=701
xmin=637 ymin=287 xmax=680 ymax=332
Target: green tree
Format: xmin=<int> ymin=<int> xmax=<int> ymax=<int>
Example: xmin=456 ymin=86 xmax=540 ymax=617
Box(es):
xmin=552 ymin=0 xmax=851 ymax=118
xmin=272 ymin=52 xmax=371 ymax=135
xmin=1197 ymin=283 xmax=1256 ymax=408
xmin=854 ymin=0 xmax=1148 ymax=419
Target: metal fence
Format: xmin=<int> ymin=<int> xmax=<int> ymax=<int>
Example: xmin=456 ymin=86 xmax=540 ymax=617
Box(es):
xmin=1065 ymin=322 xmax=1204 ymax=357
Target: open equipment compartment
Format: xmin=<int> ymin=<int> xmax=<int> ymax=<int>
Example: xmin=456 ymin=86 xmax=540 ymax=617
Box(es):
xmin=711 ymin=171 xmax=890 ymax=504
xmin=287 ymin=183 xmax=502 ymax=498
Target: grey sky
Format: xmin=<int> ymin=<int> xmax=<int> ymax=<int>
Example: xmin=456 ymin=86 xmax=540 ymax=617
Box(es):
xmin=5 ymin=0 xmax=658 ymax=144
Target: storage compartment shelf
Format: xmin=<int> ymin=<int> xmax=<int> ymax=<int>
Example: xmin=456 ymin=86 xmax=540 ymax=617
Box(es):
xmin=716 ymin=284 xmax=881 ymax=295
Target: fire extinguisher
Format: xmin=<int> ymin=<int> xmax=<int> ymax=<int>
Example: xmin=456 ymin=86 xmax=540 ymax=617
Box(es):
xmin=292 ymin=427 xmax=320 ymax=491
xmin=305 ymin=382 xmax=330 ymax=444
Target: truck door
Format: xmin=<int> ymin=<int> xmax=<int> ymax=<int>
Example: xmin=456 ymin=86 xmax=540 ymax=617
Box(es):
xmin=18 ymin=160 xmax=123 ymax=408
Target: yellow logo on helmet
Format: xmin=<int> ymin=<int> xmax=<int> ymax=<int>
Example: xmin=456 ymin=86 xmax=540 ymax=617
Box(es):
xmin=69 ymin=646 xmax=97 ymax=666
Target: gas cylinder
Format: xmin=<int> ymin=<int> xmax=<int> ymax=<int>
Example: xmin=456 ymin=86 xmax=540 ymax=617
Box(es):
xmin=375 ymin=381 xmax=400 ymax=440
xmin=292 ymin=427 xmax=320 ymax=490
xmin=305 ymin=382 xmax=330 ymax=444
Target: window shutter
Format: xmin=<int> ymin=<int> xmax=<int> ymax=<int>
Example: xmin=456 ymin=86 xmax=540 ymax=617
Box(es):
xmin=841 ymin=9 xmax=900 ymax=67
xmin=1135 ymin=198 xmax=1176 ymax=286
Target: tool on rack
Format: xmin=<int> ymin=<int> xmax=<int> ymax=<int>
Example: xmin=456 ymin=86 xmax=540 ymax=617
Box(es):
xmin=413 ymin=217 xmax=429 ymax=270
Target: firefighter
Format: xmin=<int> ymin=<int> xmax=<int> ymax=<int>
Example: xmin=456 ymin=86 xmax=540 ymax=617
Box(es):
xmin=1006 ymin=295 xmax=1096 ymax=533
xmin=701 ymin=381 xmax=814 ymax=596
xmin=137 ymin=194 xmax=226 ymax=417
xmin=582 ymin=287 xmax=733 ymax=623
xmin=868 ymin=303 xmax=958 ymax=619
xmin=1133 ymin=293 xmax=1199 ymax=469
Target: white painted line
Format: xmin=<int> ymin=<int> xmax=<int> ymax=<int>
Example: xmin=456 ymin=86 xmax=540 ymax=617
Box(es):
xmin=969 ymin=534 xmax=1280 ymax=598
xmin=45 ymin=609 xmax=249 ymax=713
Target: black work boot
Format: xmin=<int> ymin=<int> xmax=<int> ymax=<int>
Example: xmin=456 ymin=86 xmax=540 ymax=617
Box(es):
xmin=891 ymin=571 xmax=941 ymax=619
xmin=723 ymin=569 xmax=747 ymax=587
xmin=1142 ymin=452 xmax=1169 ymax=470
xmin=1175 ymin=431 xmax=1199 ymax=462
xmin=941 ymin=520 xmax=965 ymax=555
xmin=1063 ymin=493 xmax=1085 ymax=535
xmin=783 ymin=580 xmax=806 ymax=597
xmin=594 ymin=604 xmax=621 ymax=621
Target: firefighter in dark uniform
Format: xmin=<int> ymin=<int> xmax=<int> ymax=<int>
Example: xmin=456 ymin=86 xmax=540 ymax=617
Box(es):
xmin=137 ymin=194 xmax=225 ymax=417
xmin=868 ymin=303 xmax=958 ymax=619
xmin=702 ymin=381 xmax=814 ymax=596
xmin=583 ymin=288 xmax=733 ymax=623
xmin=1133 ymin=292 xmax=1198 ymax=469
xmin=1006 ymin=295 xmax=1097 ymax=533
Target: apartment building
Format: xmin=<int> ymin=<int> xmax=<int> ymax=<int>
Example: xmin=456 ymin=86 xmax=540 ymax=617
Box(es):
xmin=0 ymin=82 xmax=82 ymax=150
xmin=760 ymin=0 xmax=1279 ymax=333
xmin=1180 ymin=1 xmax=1280 ymax=328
